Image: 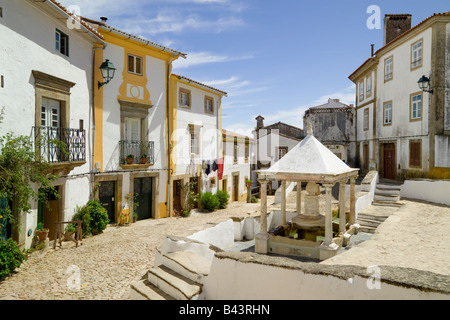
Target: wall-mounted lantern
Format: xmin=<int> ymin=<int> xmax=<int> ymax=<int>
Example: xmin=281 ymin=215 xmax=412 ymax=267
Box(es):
xmin=418 ymin=75 xmax=433 ymax=94
xmin=98 ymin=59 xmax=116 ymax=89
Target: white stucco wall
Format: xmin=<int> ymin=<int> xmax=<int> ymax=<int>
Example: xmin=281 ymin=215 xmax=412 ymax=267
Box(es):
xmin=173 ymin=81 xmax=221 ymax=194
xmin=0 ymin=0 xmax=96 ymax=248
xmin=202 ymin=254 xmax=448 ymax=300
xmin=400 ymin=179 xmax=450 ymax=206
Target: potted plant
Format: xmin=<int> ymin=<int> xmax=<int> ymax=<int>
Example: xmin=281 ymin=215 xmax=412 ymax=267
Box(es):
xmin=246 ymin=179 xmax=252 ymax=187
xmin=139 ymin=154 xmax=148 ymax=164
xmin=36 ymin=222 xmax=49 ymax=241
xmin=126 ymin=154 xmax=134 ymax=164
xmin=64 ymin=223 xmax=77 ymax=241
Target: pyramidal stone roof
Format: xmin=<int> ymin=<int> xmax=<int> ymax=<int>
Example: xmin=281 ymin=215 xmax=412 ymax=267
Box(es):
xmin=259 ymin=124 xmax=358 ymax=181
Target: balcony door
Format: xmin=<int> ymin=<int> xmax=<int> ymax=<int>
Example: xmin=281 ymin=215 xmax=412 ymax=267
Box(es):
xmin=41 ymin=98 xmax=61 ymax=129
xmin=125 ymin=117 xmax=141 ymax=142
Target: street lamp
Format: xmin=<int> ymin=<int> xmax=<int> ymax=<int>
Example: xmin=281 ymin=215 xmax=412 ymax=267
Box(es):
xmin=418 ymin=75 xmax=433 ymax=94
xmin=98 ymin=59 xmax=116 ymax=89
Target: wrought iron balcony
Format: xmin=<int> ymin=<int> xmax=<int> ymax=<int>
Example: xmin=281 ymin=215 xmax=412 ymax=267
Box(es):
xmin=32 ymin=126 xmax=86 ymax=163
xmin=119 ymin=140 xmax=154 ymax=165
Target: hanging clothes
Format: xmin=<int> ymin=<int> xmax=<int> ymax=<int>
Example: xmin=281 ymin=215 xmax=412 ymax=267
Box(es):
xmin=212 ymin=159 xmax=218 ymax=172
xmin=205 ymin=160 xmax=211 ymax=176
xmin=218 ymin=157 xmax=224 ymax=180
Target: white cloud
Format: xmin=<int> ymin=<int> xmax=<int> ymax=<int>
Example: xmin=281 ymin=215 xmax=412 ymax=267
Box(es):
xmin=173 ymin=52 xmax=253 ymax=69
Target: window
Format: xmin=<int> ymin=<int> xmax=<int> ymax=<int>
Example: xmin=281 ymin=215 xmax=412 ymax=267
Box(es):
xmin=410 ymin=93 xmax=422 ymax=121
xmin=411 ymin=40 xmax=423 ymax=69
xmin=234 ymin=138 xmax=238 ymax=163
xmin=245 ymin=141 xmax=249 ymax=161
xmin=385 ymin=56 xmax=393 ymax=81
xmin=190 ymin=125 xmax=199 ymax=155
xmin=205 ymin=96 xmax=214 ymax=114
xmin=128 ymin=55 xmax=143 ymax=75
xmin=179 ymin=88 xmax=191 ymax=108
xmin=55 ymin=30 xmax=69 ymax=56
xmin=363 ymin=108 xmax=369 ymax=131
xmin=366 ymin=76 xmax=372 ymax=97
xmin=359 ymin=82 xmax=364 ymax=101
xmin=383 ymin=101 xmax=392 ymax=125
xmin=278 ymin=147 xmax=288 ymax=160
xmin=409 ymin=141 xmax=421 ymax=168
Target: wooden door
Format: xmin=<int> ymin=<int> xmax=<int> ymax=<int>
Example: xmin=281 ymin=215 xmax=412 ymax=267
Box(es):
xmin=383 ymin=144 xmax=396 ymax=180
xmin=173 ymin=180 xmax=182 ymax=215
xmin=134 ymin=177 xmax=153 ymax=221
xmin=232 ymin=175 xmax=239 ymax=202
xmin=99 ymin=181 xmax=116 ymax=223
xmin=363 ymin=144 xmax=369 ymax=170
xmin=38 ymin=187 xmax=59 ymax=241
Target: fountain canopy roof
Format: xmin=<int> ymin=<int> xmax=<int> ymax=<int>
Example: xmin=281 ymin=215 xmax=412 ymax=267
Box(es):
xmin=258 ymin=125 xmax=359 ymax=183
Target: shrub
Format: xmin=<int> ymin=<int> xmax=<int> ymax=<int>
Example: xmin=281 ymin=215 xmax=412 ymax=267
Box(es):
xmin=73 ymin=204 xmax=92 ymax=237
xmin=72 ymin=200 xmax=109 ymax=236
xmin=251 ymin=196 xmax=258 ymax=203
xmin=0 ymin=239 xmax=26 ymax=280
xmin=86 ymin=200 xmax=109 ymax=234
xmin=201 ymin=192 xmax=220 ymax=212
xmin=215 ymin=190 xmax=230 ymax=209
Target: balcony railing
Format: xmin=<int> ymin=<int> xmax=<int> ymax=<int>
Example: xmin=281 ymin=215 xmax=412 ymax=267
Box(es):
xmin=119 ymin=140 xmax=154 ymax=165
xmin=32 ymin=126 xmax=86 ymax=163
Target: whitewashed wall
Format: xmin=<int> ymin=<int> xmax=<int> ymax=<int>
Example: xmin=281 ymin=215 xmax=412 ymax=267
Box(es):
xmin=0 ymin=0 xmax=96 ymax=248
xmin=401 ymin=179 xmax=450 ymax=206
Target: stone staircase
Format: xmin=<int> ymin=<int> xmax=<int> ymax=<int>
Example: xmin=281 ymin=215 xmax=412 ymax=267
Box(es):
xmin=130 ymin=236 xmax=219 ymax=300
xmin=356 ymin=181 xmax=404 ymax=234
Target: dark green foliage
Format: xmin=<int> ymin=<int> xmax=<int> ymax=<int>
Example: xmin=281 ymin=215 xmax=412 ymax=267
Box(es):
xmin=215 ymin=190 xmax=230 ymax=209
xmin=73 ymin=200 xmax=109 ymax=236
xmin=200 ymin=192 xmax=220 ymax=212
xmin=0 ymin=239 xmax=26 ymax=280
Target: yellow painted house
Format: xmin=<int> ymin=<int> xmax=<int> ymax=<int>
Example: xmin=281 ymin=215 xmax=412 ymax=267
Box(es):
xmin=84 ymin=17 xmax=187 ymax=221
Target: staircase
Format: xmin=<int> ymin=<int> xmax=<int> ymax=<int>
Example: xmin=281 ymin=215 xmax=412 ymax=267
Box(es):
xmin=356 ymin=181 xmax=404 ymax=234
xmin=130 ymin=236 xmax=219 ymax=300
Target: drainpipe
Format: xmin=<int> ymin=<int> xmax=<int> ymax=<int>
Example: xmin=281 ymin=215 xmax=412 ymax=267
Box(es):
xmin=166 ymin=54 xmax=176 ymax=218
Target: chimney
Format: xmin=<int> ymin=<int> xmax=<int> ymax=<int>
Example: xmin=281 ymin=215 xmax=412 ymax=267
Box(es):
xmin=371 ymin=44 xmax=375 ymax=57
xmin=256 ymin=115 xmax=265 ymax=130
xmin=384 ymin=14 xmax=412 ymax=45
xmin=100 ymin=17 xmax=108 ymax=24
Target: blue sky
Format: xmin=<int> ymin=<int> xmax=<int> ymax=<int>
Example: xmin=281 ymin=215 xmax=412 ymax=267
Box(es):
xmin=59 ymin=0 xmax=450 ymax=136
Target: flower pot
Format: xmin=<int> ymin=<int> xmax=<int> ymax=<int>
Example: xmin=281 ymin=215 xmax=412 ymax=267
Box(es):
xmin=126 ymin=158 xmax=133 ymax=164
xmin=139 ymin=157 xmax=147 ymax=164
xmin=37 ymin=229 xmax=49 ymax=241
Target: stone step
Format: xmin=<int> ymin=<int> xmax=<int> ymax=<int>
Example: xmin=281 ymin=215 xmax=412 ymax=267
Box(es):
xmin=375 ymin=188 xmax=400 ymax=196
xmin=372 ymin=200 xmax=404 ymax=207
xmin=356 ymin=218 xmax=382 ymax=229
xmin=376 ymin=184 xmax=402 ymax=191
xmin=160 ymin=251 xmax=212 ymax=284
xmin=374 ymin=193 xmax=400 ymax=202
xmin=358 ymin=213 xmax=389 ymax=222
xmin=358 ymin=225 xmax=377 ymax=234
xmin=130 ymin=278 xmax=175 ymax=300
xmin=148 ymin=265 xmax=202 ymax=300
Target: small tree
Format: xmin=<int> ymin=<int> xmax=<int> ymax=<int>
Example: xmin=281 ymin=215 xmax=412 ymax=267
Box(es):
xmin=0 ymin=132 xmax=59 ymax=231
xmin=181 ymin=181 xmax=199 ymax=217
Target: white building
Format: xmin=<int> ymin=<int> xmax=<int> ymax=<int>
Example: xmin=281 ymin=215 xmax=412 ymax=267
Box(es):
xmin=349 ymin=13 xmax=450 ymax=180
xmin=222 ymin=130 xmax=252 ymax=203
xmin=0 ymin=0 xmax=105 ymax=248
xmin=169 ymin=74 xmax=227 ymax=215
xmin=251 ymin=116 xmax=304 ymax=193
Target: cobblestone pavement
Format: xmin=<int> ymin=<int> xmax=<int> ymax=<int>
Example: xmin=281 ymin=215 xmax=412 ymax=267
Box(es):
xmin=0 ymin=202 xmax=260 ymax=300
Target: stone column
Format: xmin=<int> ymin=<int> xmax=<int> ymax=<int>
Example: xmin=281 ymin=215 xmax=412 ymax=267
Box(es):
xmin=296 ymin=181 xmax=302 ymax=214
xmin=280 ymin=180 xmax=286 ymax=225
xmin=255 ymin=180 xmax=269 ymax=254
xmin=350 ymin=177 xmax=356 ymax=225
xmin=339 ymin=180 xmax=346 ymax=234
xmin=259 ymin=180 xmax=268 ymax=233
xmin=323 ymin=184 xmax=334 ymax=246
